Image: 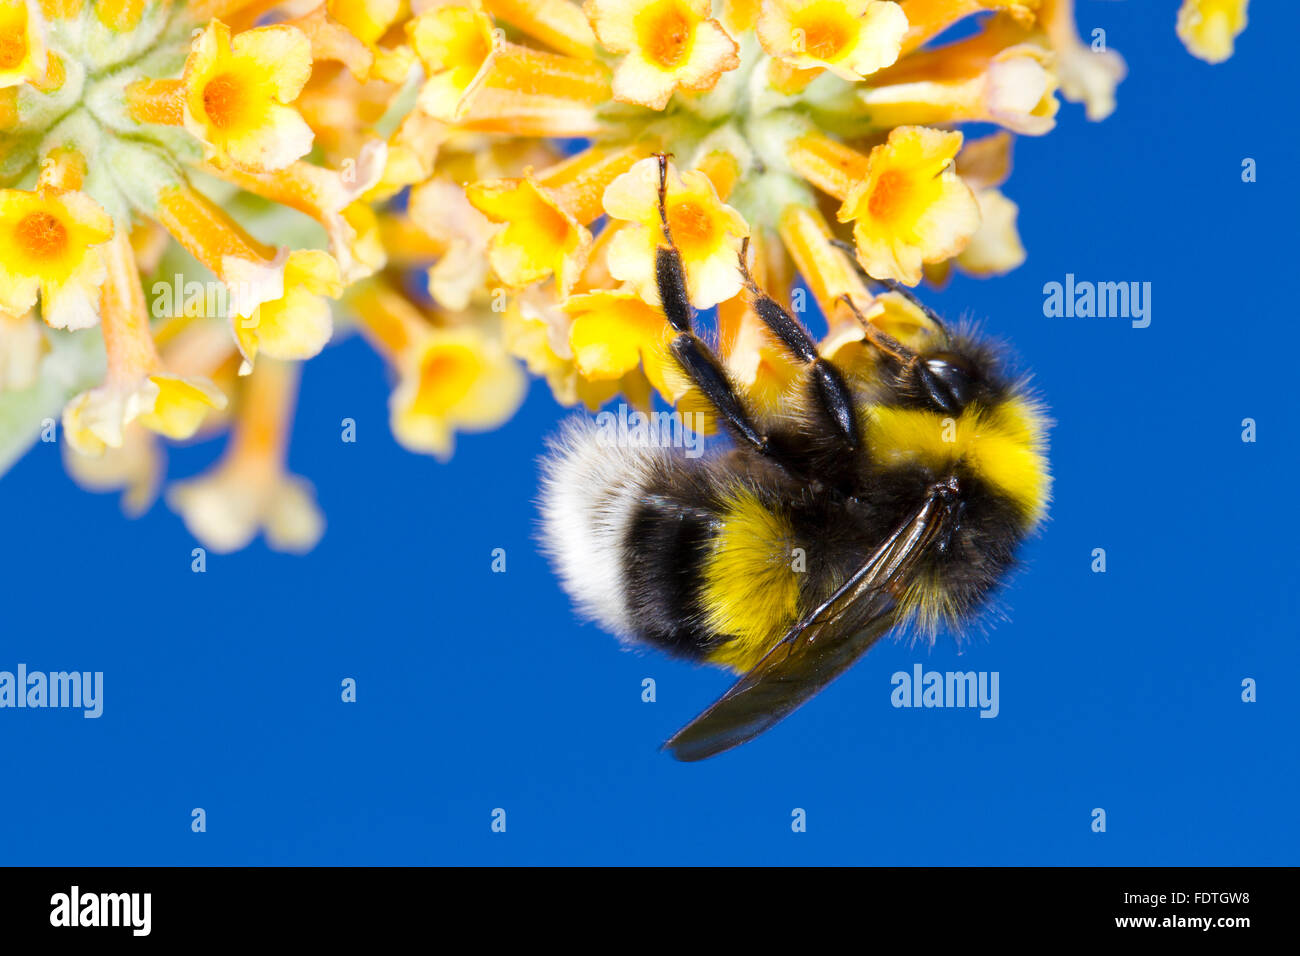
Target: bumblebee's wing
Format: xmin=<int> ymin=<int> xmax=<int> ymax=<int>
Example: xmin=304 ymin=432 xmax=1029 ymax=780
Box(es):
xmin=663 ymin=485 xmax=953 ymax=762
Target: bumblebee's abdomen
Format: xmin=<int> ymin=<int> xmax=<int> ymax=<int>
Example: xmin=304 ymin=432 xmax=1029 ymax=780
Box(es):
xmin=539 ymin=420 xmax=802 ymax=671
xmin=621 ymin=491 xmax=722 ymax=660
xmin=612 ymin=486 xmax=803 ymax=671
xmin=697 ymin=489 xmax=801 ymax=672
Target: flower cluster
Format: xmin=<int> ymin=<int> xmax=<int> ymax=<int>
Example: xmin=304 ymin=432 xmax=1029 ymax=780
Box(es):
xmin=0 ymin=0 xmax=1247 ymax=551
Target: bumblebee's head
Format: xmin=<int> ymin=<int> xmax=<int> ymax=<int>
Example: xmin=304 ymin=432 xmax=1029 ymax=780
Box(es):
xmin=863 ymin=335 xmax=1052 ymax=532
xmin=903 ymin=348 xmax=1000 ymax=416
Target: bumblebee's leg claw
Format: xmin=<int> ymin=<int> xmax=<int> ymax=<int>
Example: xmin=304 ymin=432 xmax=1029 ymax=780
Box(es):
xmin=837 ymin=293 xmax=915 ymax=367
xmin=827 ymin=237 xmax=949 ymax=335
xmin=654 ymin=152 xmax=673 ymax=235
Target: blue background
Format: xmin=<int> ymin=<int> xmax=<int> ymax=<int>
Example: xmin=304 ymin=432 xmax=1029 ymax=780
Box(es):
xmin=2 ymin=2 xmax=1295 ymax=865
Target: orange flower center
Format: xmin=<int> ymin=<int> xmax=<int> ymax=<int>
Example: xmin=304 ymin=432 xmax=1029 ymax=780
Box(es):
xmin=412 ymin=6 xmax=493 ymax=91
xmin=867 ymin=169 xmax=912 ymax=221
xmin=0 ymin=31 xmax=26 ymax=70
xmin=16 ymin=211 xmax=68 ymax=258
xmin=413 ymin=346 xmax=478 ymax=416
xmin=667 ymin=200 xmax=713 ymax=254
xmin=794 ymin=5 xmax=854 ymax=60
xmin=532 ymin=202 xmax=573 ymax=247
xmin=202 ymin=74 xmax=244 ymax=129
xmin=639 ymin=1 xmax=694 ymax=69
xmin=444 ymin=10 xmax=491 ymax=74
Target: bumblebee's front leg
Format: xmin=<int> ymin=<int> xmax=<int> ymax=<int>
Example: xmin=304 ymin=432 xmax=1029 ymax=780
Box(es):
xmin=828 ymin=237 xmax=949 ymax=335
xmin=651 ymin=154 xmax=769 ymax=455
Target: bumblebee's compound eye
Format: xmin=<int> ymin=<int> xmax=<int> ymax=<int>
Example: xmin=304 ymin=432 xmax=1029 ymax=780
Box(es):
xmin=916 ymin=352 xmax=975 ymax=414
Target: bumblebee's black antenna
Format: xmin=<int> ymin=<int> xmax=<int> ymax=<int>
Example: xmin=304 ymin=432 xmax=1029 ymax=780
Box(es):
xmin=827 ymin=238 xmax=949 ymax=336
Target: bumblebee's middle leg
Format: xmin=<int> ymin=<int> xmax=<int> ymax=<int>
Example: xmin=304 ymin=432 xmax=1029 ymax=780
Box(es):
xmin=737 ymin=238 xmax=858 ymax=452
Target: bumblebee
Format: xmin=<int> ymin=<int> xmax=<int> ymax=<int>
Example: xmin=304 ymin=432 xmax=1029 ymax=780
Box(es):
xmin=541 ymin=156 xmax=1050 ymax=761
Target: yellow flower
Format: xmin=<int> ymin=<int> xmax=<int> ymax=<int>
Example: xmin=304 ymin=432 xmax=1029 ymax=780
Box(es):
xmin=367 ymin=109 xmax=449 ymax=202
xmin=409 ymin=0 xmax=610 ymax=124
xmin=327 ymin=0 xmax=406 ymax=57
xmin=167 ymin=359 xmax=324 ymax=554
xmin=757 ymin=0 xmax=908 ymax=80
xmin=467 ymin=177 xmax=594 ymax=295
xmin=584 ymin=0 xmax=740 ymax=109
xmin=63 ymin=374 xmax=225 ymax=456
xmin=777 ymin=201 xmax=873 ymax=322
xmin=954 ymin=188 xmax=1024 ymax=276
xmin=408 ymin=0 xmax=498 ymax=121
xmin=327 ymin=0 xmax=401 ymax=47
xmin=564 ymin=287 xmax=702 ymax=410
xmin=390 ymin=326 xmax=528 ymax=460
xmin=182 ymin=20 xmax=315 ymax=171
xmin=338 ymin=203 xmax=387 ymax=284
xmin=63 ymin=424 xmax=163 ymax=518
xmin=292 ymin=0 xmax=414 ymax=82
xmin=603 ymin=156 xmax=750 ymax=309
xmin=0 ymin=187 xmax=113 ymax=330
xmin=284 ymin=5 xmax=372 ymax=81
xmin=348 ymin=280 xmax=527 ymax=459
xmin=407 ymin=176 xmax=494 ymax=312
xmin=861 ymin=18 xmax=1059 ymax=134
xmin=805 ymin=125 xmax=978 ymax=284
xmin=863 ymin=289 xmax=940 ymax=347
xmin=61 ymin=232 xmax=226 ymax=456
xmin=0 ymin=0 xmax=45 ymax=89
xmin=1039 ymin=0 xmax=1126 ymax=121
xmin=566 ymin=289 xmax=667 ymax=383
xmin=234 ymin=250 xmax=342 ymax=369
xmin=928 ymin=130 xmax=1024 ymax=278
xmin=1176 ymin=0 xmax=1248 ymax=64
xmin=467 ymin=144 xmax=644 ymax=295
xmin=94 ymin=0 xmax=148 ymax=31
xmin=503 ymin=287 xmax=644 ymax=412
xmin=154 ymin=310 xmax=241 ymax=436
